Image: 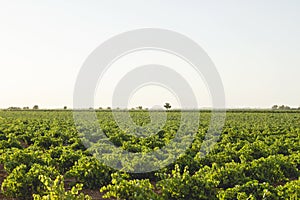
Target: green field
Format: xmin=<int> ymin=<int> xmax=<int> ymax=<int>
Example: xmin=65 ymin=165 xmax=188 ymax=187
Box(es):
xmin=0 ymin=110 xmax=299 ymax=199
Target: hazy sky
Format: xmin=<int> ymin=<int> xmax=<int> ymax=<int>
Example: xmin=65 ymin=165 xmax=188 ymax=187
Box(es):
xmin=1 ymin=0 xmax=300 ymax=109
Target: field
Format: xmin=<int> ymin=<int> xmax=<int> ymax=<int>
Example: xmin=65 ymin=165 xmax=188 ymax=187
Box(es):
xmin=0 ymin=110 xmax=299 ymax=199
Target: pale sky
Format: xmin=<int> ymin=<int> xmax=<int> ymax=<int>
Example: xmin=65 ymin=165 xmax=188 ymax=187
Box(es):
xmin=0 ymin=0 xmax=300 ymax=109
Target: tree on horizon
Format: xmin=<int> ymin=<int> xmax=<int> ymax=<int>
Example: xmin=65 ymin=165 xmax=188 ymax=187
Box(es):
xmin=33 ymin=105 xmax=39 ymax=110
xmin=164 ymin=103 xmax=171 ymax=110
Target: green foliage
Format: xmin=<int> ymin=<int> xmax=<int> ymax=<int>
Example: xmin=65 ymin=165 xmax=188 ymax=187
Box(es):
xmin=276 ymin=178 xmax=300 ymax=200
xmin=0 ymin=147 xmax=50 ymax=173
xmin=245 ymin=155 xmax=299 ymax=184
xmin=217 ymin=180 xmax=277 ymax=200
xmin=157 ymin=164 xmax=219 ymax=199
xmin=48 ymin=146 xmax=83 ymax=173
xmin=66 ymin=156 xmax=112 ymax=189
xmin=1 ymin=163 xmax=58 ymax=198
xmin=33 ymin=175 xmax=91 ymax=200
xmin=100 ymin=172 xmax=161 ymax=199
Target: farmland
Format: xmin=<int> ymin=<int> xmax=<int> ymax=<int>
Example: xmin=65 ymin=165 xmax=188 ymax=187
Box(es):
xmin=0 ymin=110 xmax=299 ymax=199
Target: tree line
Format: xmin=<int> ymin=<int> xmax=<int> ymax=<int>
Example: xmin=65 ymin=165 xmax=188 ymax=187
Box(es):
xmin=272 ymin=105 xmax=300 ymax=110
xmin=6 ymin=103 xmax=173 ymax=111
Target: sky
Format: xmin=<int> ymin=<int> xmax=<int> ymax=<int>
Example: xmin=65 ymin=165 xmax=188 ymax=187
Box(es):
xmin=0 ymin=0 xmax=300 ymax=109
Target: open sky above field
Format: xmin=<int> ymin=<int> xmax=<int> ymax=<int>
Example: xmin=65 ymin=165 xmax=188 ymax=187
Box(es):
xmin=0 ymin=0 xmax=300 ymax=109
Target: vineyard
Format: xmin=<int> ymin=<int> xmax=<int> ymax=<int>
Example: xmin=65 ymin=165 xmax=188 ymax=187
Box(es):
xmin=0 ymin=110 xmax=299 ymax=199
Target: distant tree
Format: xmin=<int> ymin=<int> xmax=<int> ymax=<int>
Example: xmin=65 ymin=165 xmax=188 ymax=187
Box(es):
xmin=33 ymin=105 xmax=39 ymax=110
xmin=8 ymin=107 xmax=21 ymax=110
xmin=99 ymin=107 xmax=103 ymax=110
xmin=64 ymin=106 xmax=67 ymax=110
xmin=107 ymin=107 xmax=111 ymax=110
xmin=298 ymin=106 xmax=300 ymax=110
xmin=137 ymin=106 xmax=143 ymax=110
xmin=278 ymin=105 xmax=285 ymax=110
xmin=164 ymin=103 xmax=171 ymax=110
xmin=23 ymin=107 xmax=29 ymax=110
xmin=278 ymin=105 xmax=291 ymax=110
xmin=272 ymin=105 xmax=278 ymax=110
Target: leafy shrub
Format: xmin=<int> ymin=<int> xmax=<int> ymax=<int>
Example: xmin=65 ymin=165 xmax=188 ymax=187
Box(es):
xmin=1 ymin=163 xmax=58 ymax=198
xmin=245 ymin=155 xmax=299 ymax=184
xmin=157 ymin=164 xmax=219 ymax=199
xmin=100 ymin=172 xmax=160 ymax=199
xmin=213 ymin=161 xmax=249 ymax=188
xmin=48 ymin=146 xmax=83 ymax=173
xmin=66 ymin=156 xmax=112 ymax=189
xmin=33 ymin=175 xmax=91 ymax=200
xmin=0 ymin=147 xmax=49 ymax=173
xmin=276 ymin=178 xmax=300 ymax=200
xmin=217 ymin=180 xmax=277 ymax=200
